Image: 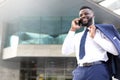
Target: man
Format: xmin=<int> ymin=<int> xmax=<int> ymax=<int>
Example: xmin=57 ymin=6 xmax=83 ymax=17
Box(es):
xmin=62 ymin=6 xmax=120 ymax=80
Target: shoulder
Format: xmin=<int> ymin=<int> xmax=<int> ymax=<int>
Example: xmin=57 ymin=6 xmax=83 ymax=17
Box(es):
xmin=75 ymin=32 xmax=81 ymax=36
xmin=73 ymin=32 xmax=83 ymax=39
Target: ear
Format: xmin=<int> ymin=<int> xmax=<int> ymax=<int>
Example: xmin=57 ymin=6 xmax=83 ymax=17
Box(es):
xmin=92 ymin=13 xmax=95 ymax=17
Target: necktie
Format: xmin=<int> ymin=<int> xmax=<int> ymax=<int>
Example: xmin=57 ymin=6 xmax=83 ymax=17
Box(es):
xmin=79 ymin=28 xmax=88 ymax=59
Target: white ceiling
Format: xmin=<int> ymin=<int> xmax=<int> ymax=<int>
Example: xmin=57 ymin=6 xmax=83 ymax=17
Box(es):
xmin=0 ymin=0 xmax=120 ymax=28
xmin=92 ymin=0 xmax=120 ymax=15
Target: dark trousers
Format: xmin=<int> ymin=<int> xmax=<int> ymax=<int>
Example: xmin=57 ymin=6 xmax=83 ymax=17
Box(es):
xmin=72 ymin=63 xmax=111 ymax=80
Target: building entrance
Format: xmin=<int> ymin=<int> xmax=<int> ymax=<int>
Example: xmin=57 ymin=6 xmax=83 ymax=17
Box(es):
xmin=20 ymin=57 xmax=77 ymax=80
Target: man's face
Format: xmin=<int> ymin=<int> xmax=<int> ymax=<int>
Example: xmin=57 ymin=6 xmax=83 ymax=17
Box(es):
xmin=79 ymin=9 xmax=94 ymax=27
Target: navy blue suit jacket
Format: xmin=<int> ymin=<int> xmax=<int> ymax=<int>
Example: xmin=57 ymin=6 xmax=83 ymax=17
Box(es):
xmin=95 ymin=24 xmax=120 ymax=79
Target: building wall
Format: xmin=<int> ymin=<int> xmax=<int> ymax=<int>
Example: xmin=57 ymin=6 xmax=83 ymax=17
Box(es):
xmin=0 ymin=61 xmax=20 ymax=80
xmin=0 ymin=23 xmax=20 ymax=80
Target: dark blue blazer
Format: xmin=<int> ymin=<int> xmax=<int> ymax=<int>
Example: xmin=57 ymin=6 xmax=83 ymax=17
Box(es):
xmin=95 ymin=24 xmax=120 ymax=79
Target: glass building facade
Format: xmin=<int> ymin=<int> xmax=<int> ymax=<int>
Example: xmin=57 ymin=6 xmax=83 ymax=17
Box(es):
xmin=5 ymin=16 xmax=84 ymax=47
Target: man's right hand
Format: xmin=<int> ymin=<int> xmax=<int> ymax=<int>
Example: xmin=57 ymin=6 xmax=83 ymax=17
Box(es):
xmin=70 ymin=18 xmax=82 ymax=31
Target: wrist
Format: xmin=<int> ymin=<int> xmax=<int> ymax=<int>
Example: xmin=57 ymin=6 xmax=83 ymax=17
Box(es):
xmin=70 ymin=27 xmax=76 ymax=31
xmin=90 ymin=32 xmax=96 ymax=38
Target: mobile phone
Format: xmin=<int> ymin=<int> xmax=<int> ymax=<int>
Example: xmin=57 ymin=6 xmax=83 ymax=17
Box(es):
xmin=75 ymin=19 xmax=81 ymax=26
xmin=78 ymin=19 xmax=82 ymax=26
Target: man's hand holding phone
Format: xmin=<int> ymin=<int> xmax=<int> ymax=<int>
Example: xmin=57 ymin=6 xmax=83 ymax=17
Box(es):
xmin=70 ymin=18 xmax=82 ymax=31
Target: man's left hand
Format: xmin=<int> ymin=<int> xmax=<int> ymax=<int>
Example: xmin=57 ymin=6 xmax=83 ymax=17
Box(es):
xmin=88 ymin=25 xmax=96 ymax=38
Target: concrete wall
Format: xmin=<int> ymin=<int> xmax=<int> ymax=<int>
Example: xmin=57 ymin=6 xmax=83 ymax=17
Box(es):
xmin=3 ymin=45 xmax=75 ymax=59
xmin=0 ymin=23 xmax=20 ymax=80
xmin=0 ymin=61 xmax=20 ymax=80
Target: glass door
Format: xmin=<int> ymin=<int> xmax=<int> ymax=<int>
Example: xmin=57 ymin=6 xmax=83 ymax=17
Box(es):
xmin=20 ymin=57 xmax=77 ymax=80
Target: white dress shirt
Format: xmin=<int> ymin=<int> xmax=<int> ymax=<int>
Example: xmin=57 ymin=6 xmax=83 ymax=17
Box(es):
xmin=62 ymin=28 xmax=118 ymax=65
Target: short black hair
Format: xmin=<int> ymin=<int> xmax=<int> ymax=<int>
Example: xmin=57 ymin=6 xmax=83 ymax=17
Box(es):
xmin=80 ymin=6 xmax=93 ymax=11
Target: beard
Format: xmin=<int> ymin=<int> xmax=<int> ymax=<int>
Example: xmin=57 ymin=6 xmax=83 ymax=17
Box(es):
xmin=81 ymin=17 xmax=93 ymax=27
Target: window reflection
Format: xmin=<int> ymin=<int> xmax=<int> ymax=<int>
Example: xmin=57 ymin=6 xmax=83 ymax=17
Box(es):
xmin=10 ymin=32 xmax=67 ymax=45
